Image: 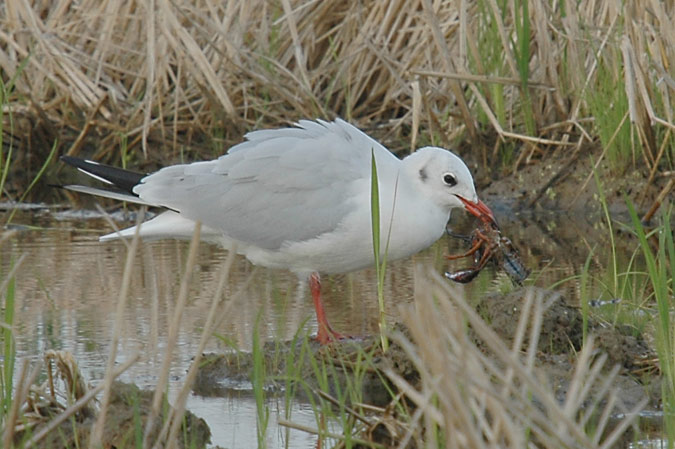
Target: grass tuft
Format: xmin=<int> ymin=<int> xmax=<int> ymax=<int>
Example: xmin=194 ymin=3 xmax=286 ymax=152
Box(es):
xmin=588 ymin=56 xmax=632 ymax=171
xmin=627 ymin=200 xmax=674 ymax=445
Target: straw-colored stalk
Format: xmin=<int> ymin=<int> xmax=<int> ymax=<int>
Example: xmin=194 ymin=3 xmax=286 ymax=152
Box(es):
xmin=384 ymin=265 xmax=646 ymax=449
xmin=0 ymin=0 xmax=671 ymax=178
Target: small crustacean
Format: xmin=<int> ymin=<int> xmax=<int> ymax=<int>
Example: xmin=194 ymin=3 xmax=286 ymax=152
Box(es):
xmin=444 ymin=213 xmax=530 ymax=285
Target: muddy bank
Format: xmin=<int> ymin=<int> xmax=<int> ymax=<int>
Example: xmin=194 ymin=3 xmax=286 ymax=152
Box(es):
xmin=472 ymin=143 xmax=669 ymax=223
xmin=194 ymin=287 xmax=660 ymax=419
xmin=12 ymin=380 xmax=210 ymax=449
xmin=475 ymin=288 xmax=660 ymax=410
xmin=194 ymin=337 xmax=402 ymax=407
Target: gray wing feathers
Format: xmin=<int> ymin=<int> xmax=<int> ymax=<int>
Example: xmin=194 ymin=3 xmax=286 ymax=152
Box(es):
xmin=133 ymin=119 xmax=397 ymax=250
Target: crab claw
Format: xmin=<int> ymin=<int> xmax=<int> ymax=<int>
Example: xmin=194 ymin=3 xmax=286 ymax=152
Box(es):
xmin=456 ymin=196 xmax=496 ymax=224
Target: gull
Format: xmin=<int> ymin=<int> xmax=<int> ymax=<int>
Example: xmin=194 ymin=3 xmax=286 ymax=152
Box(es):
xmin=61 ymin=118 xmax=494 ymax=344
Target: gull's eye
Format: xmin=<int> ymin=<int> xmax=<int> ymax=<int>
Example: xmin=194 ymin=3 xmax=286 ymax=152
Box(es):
xmin=443 ymin=173 xmax=457 ymax=186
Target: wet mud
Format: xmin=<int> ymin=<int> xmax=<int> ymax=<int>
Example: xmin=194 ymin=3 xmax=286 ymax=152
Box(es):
xmin=476 ymin=288 xmax=660 ymax=409
xmin=13 ymin=381 xmax=210 ymax=449
xmin=469 ymin=140 xmax=668 ymax=220
xmin=194 ymin=287 xmax=660 ymax=417
xmin=194 ymin=337 xmax=403 ymax=407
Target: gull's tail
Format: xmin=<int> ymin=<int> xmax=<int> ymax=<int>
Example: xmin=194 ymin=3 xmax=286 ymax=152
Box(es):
xmin=59 ymin=156 xmax=151 ymax=206
xmin=59 ymin=156 xmax=220 ymax=242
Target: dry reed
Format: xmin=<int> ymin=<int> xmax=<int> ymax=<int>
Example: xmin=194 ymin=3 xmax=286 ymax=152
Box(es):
xmin=88 ymin=208 xmax=145 ymax=448
xmin=0 ymin=0 xmax=672 ymax=180
xmin=380 ymin=265 xmax=646 ymax=449
xmin=142 ymin=221 xmax=202 ymax=449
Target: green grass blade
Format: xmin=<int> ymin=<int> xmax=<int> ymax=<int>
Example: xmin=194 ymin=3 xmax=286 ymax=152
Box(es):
xmin=5 ymin=139 xmax=59 ymax=225
xmin=370 ymin=149 xmax=388 ymax=351
xmin=252 ymin=313 xmax=269 ymax=448
xmin=2 ymin=264 xmax=16 ymax=417
xmin=593 ymin=159 xmax=618 ymax=294
xmin=513 ymin=0 xmax=536 ymax=136
xmin=579 ymin=247 xmax=595 ymax=346
xmin=0 ymin=55 xmax=31 ymax=203
xmin=0 ymin=78 xmax=12 ymax=202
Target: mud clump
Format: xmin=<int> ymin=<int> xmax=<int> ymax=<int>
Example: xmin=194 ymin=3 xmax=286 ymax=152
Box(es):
xmin=475 ymin=287 xmax=659 ymax=411
xmin=195 ymin=329 xmax=418 ymax=408
xmin=15 ymin=381 xmax=211 ymax=449
xmin=477 ymin=288 xmax=585 ymax=353
xmin=476 ymin=287 xmax=654 ymax=371
xmin=103 ymin=382 xmax=210 ymax=449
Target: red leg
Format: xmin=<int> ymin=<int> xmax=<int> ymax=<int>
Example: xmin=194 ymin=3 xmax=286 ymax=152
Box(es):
xmin=309 ymin=272 xmax=348 ymax=344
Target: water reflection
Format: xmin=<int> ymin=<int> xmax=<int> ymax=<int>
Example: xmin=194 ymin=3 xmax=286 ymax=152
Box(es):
xmin=3 ymin=212 xmax=434 ymax=447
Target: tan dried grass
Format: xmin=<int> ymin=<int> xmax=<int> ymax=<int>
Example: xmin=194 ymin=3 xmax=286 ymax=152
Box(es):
xmin=0 ymin=0 xmax=672 ymax=172
xmin=383 ymin=265 xmax=645 ymax=449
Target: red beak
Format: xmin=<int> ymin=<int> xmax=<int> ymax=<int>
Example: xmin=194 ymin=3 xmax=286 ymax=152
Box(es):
xmin=456 ymin=196 xmax=496 ymax=224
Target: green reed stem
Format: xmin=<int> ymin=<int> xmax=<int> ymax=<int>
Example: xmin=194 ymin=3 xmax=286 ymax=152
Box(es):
xmin=371 ymin=149 xmax=389 ymax=352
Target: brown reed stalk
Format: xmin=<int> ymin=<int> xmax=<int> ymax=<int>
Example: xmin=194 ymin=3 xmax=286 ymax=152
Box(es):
xmin=383 ymin=265 xmax=647 ymax=449
xmin=0 ymin=0 xmax=672 ymax=198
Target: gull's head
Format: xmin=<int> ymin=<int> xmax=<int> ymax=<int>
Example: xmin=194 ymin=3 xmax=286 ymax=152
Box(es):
xmin=403 ymin=147 xmax=495 ymax=222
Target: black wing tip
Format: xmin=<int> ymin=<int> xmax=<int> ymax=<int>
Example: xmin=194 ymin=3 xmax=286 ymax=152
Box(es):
xmin=59 ymin=155 xmax=146 ymax=194
xmin=60 ymin=155 xmax=88 ymax=166
xmin=60 ymin=155 xmax=79 ymax=163
xmin=60 ymin=155 xmax=91 ymax=163
xmin=60 ymin=155 xmax=104 ymax=172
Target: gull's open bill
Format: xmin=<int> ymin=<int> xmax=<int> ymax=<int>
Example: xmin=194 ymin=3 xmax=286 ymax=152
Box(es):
xmin=455 ymin=195 xmax=496 ymax=224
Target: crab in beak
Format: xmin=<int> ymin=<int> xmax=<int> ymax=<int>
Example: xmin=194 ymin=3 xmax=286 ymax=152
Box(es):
xmin=446 ymin=195 xmax=529 ymax=285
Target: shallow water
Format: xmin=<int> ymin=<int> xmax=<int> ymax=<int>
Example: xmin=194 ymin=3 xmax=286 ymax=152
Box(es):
xmin=0 ymin=203 xmax=653 ymax=447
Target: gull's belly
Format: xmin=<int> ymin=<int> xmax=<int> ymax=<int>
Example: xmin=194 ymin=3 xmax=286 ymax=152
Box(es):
xmin=242 ymin=201 xmax=450 ymax=276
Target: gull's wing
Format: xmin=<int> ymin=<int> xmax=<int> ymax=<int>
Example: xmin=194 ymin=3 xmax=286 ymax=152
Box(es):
xmin=134 ymin=119 xmax=400 ymax=250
